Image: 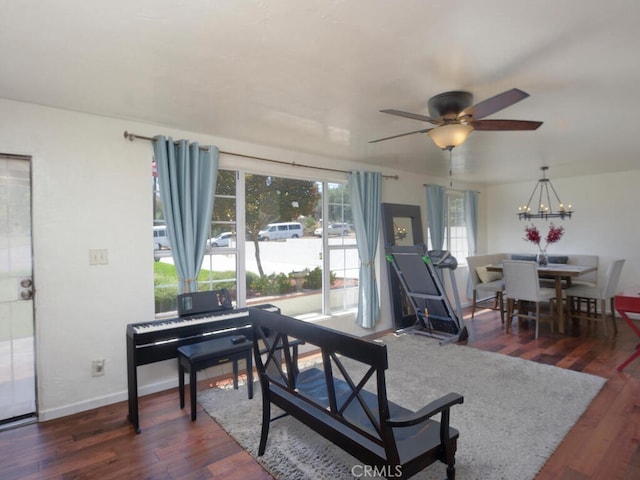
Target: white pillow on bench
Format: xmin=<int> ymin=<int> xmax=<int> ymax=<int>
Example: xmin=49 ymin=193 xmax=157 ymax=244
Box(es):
xmin=476 ymin=265 xmax=502 ymax=283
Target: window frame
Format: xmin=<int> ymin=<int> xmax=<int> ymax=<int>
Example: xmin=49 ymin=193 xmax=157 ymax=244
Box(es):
xmin=445 ymin=191 xmax=469 ymax=266
xmin=427 ymin=190 xmax=469 ymax=266
xmin=153 ymin=167 xmax=358 ymax=318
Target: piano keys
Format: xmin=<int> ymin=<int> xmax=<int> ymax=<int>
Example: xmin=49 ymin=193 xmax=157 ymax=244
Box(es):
xmin=127 ymin=295 xmax=279 ymax=433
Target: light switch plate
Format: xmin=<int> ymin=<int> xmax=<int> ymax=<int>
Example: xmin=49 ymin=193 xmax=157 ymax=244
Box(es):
xmin=89 ymin=249 xmax=108 ymax=265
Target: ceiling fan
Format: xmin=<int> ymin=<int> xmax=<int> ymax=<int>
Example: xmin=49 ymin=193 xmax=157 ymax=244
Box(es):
xmin=370 ymin=88 xmax=542 ymax=150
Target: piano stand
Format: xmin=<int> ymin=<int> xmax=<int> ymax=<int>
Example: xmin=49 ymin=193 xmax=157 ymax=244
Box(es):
xmin=177 ymin=335 xmax=253 ymax=421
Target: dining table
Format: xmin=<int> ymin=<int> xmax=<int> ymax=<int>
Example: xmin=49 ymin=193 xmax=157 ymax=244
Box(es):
xmin=486 ymin=263 xmax=597 ymax=334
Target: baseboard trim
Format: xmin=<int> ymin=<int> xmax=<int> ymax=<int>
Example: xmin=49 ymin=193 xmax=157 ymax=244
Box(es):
xmin=38 ymin=377 xmax=178 ymax=422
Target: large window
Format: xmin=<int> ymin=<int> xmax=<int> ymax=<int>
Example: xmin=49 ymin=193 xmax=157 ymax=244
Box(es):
xmin=427 ymin=191 xmax=469 ymax=265
xmin=201 ymin=169 xmax=238 ymax=296
xmin=153 ymin=168 xmax=359 ymax=318
xmin=324 ymin=182 xmax=359 ymax=315
xmin=445 ymin=193 xmax=469 ymax=264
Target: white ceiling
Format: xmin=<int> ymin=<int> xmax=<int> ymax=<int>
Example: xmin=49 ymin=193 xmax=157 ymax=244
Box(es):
xmin=1 ymin=0 xmax=639 ymax=184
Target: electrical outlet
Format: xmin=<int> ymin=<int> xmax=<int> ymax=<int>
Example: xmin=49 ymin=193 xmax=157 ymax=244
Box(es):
xmin=92 ymin=359 xmax=105 ymax=376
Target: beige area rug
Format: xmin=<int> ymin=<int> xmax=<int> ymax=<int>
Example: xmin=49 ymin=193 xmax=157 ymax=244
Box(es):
xmin=199 ymin=333 xmax=606 ymax=480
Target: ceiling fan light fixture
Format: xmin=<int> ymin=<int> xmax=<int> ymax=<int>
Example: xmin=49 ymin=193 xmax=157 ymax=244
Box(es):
xmin=427 ymin=124 xmax=474 ymax=150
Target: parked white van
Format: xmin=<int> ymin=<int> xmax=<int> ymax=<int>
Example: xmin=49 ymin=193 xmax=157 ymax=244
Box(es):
xmin=258 ymin=222 xmax=303 ymax=241
xmin=153 ymin=226 xmax=171 ymax=250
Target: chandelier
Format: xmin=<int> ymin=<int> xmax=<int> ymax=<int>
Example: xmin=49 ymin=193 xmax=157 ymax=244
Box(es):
xmin=517 ymin=166 xmax=573 ymax=220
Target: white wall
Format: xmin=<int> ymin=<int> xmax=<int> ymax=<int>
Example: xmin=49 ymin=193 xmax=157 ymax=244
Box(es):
xmin=485 ymin=171 xmax=640 ymax=289
xmin=18 ymin=95 xmax=636 ymax=423
xmin=0 ymin=100 xmax=154 ymax=419
xmin=2 ymin=98 xmax=481 ymax=420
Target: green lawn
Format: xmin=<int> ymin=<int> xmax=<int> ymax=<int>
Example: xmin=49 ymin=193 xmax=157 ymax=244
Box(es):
xmin=154 ymin=262 xmax=236 ymax=312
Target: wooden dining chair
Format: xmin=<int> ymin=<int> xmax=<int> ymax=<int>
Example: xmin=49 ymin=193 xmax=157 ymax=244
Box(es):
xmin=503 ymin=260 xmax=556 ymax=339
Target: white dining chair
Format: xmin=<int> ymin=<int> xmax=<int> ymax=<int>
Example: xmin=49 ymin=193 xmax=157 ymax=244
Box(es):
xmin=565 ymin=259 xmax=625 ymax=337
xmin=466 ymin=255 xmax=505 ymax=323
xmin=503 ymin=260 xmax=556 ymax=339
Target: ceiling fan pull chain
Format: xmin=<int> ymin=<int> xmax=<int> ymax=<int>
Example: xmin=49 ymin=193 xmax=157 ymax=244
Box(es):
xmin=449 ymin=149 xmax=453 ymax=188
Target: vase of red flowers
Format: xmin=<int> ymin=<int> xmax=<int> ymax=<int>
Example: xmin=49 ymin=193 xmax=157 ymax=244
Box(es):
xmin=536 ymin=251 xmax=548 ymax=266
xmin=524 ymin=223 xmax=565 ymax=266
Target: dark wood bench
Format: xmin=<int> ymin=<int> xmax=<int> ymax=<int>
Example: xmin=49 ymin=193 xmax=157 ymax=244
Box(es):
xmin=250 ymin=307 xmax=464 ymax=480
xmin=177 ymin=325 xmax=253 ymax=421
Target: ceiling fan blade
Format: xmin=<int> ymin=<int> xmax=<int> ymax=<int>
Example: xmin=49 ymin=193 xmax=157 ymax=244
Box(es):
xmin=460 ymin=88 xmax=530 ymax=120
xmin=380 ymin=109 xmax=440 ymax=124
xmin=471 ymin=119 xmax=543 ymax=131
xmin=369 ymin=128 xmax=433 ymax=143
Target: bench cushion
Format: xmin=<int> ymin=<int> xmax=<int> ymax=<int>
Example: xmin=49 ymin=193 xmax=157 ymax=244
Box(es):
xmin=509 ymin=253 xmax=569 ymax=264
xmin=177 ymin=336 xmax=250 ymax=363
xmin=510 ymin=254 xmax=537 ymax=262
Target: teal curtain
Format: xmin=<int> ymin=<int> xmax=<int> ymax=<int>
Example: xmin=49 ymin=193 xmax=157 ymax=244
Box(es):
xmin=426 ymin=184 xmax=446 ymax=251
xmin=464 ymin=190 xmax=479 ymax=298
xmin=153 ymin=136 xmax=219 ymax=293
xmin=348 ymin=171 xmax=381 ymax=329
xmin=464 ymin=190 xmax=478 ymax=256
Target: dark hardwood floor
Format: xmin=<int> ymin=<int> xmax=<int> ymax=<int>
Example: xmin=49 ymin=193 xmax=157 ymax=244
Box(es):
xmin=2 ymin=306 xmax=640 ymax=479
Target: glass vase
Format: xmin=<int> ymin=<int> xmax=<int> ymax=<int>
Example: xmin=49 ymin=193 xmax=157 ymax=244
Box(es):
xmin=536 ymin=250 xmax=548 ymax=266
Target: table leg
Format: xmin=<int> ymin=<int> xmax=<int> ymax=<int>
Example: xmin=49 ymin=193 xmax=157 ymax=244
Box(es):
xmin=555 ymin=277 xmax=565 ymax=334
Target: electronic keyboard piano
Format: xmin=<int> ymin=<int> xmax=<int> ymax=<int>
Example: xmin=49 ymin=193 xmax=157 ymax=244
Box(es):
xmin=126 ymin=290 xmax=280 ymax=433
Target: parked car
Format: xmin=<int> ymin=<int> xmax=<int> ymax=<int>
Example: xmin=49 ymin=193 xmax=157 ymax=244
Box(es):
xmin=208 ymin=232 xmax=234 ymax=247
xmin=314 ymin=222 xmax=351 ymax=237
xmin=258 ymin=222 xmax=303 ymax=241
xmin=153 ymin=226 xmax=170 ymax=250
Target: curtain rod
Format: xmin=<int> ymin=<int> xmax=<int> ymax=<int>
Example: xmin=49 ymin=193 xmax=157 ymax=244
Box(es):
xmin=124 ymin=131 xmax=398 ymax=179
xmin=424 ymin=183 xmax=480 ymax=194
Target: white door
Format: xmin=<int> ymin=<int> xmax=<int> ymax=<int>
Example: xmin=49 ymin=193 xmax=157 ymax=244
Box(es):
xmin=0 ymin=154 xmax=36 ymax=425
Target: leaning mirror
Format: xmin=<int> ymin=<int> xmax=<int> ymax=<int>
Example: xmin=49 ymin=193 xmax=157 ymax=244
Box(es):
xmin=392 ymin=217 xmax=414 ymax=246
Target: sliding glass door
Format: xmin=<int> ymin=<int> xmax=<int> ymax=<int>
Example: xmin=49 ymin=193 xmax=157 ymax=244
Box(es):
xmin=0 ymin=154 xmax=36 ymax=426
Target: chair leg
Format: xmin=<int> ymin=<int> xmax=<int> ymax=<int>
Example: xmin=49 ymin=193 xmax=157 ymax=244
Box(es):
xmin=610 ymin=297 xmax=618 ymax=334
xmin=498 ymin=291 xmax=505 ymax=324
xmin=600 ymin=299 xmax=608 ymax=337
xmin=179 ymin=363 xmax=185 ymax=409
xmin=232 ymin=359 xmax=239 ymax=389
xmin=567 ymin=295 xmax=575 ymax=332
xmin=535 ymin=303 xmax=540 ymax=339
xmin=258 ymin=389 xmax=271 ymax=456
xmin=506 ymin=298 xmax=514 ymax=333
xmin=247 ymin=351 xmax=254 ymax=400
xmin=471 ymin=290 xmax=478 ymax=319
xmin=190 ymin=368 xmax=197 ymax=421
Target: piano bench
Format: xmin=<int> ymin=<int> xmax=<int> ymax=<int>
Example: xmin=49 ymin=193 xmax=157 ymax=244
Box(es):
xmin=177 ymin=335 xmax=253 ymax=421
